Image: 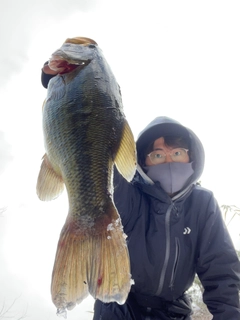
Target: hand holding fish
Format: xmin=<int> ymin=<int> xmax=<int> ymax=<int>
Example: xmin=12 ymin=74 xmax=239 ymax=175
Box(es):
xmin=37 ymin=37 xmax=136 ymax=316
xmin=42 ymin=63 xmax=59 ymax=75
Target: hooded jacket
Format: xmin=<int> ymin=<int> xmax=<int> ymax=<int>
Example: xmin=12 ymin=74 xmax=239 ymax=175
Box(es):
xmin=94 ymin=116 xmax=240 ymax=320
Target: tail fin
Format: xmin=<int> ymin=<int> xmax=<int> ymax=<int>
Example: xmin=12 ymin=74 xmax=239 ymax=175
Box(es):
xmin=51 ymin=203 xmax=132 ymax=314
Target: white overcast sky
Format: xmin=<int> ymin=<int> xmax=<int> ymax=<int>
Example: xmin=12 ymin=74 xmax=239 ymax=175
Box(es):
xmin=0 ymin=1 xmax=240 ymax=319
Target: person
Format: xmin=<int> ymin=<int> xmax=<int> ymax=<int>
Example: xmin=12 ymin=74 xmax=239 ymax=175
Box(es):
xmin=41 ymin=63 xmax=240 ymax=320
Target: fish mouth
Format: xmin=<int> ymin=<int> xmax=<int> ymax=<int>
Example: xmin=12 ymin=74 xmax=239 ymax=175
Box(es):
xmin=48 ymin=36 xmax=97 ymax=72
xmin=49 ymin=43 xmax=95 ymax=73
xmin=49 ymin=49 xmax=91 ymax=73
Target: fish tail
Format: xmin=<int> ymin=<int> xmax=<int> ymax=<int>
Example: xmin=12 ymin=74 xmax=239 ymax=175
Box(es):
xmin=87 ymin=204 xmax=132 ymax=304
xmin=51 ymin=219 xmax=89 ymax=312
xmin=51 ymin=203 xmax=132 ymax=312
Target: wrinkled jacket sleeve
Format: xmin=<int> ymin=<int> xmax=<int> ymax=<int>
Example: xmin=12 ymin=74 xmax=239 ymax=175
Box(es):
xmin=196 ymin=193 xmax=240 ymax=319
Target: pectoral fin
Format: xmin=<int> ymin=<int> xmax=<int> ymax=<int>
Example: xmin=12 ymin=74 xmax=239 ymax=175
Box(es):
xmin=114 ymin=120 xmax=137 ymax=182
xmin=36 ymin=154 xmax=64 ymax=201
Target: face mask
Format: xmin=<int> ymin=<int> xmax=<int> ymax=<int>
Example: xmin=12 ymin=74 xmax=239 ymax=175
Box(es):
xmin=144 ymin=162 xmax=194 ymax=194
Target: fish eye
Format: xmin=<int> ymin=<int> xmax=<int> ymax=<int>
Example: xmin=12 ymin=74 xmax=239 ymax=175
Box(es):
xmin=88 ymin=44 xmax=96 ymax=48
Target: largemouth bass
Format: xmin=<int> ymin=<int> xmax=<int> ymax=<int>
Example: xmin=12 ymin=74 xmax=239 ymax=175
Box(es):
xmin=36 ymin=37 xmax=137 ymax=314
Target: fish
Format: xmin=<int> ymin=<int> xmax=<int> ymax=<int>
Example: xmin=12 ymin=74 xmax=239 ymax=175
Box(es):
xmin=36 ymin=37 xmax=137 ymax=315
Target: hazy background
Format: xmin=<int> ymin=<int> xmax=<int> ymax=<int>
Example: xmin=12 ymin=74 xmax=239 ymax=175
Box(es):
xmin=0 ymin=1 xmax=240 ymax=319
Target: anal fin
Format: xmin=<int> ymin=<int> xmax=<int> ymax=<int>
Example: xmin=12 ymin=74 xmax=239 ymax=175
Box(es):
xmin=36 ymin=154 xmax=64 ymax=201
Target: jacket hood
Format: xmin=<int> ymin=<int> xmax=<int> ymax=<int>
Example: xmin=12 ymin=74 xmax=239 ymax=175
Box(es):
xmin=136 ymin=116 xmax=205 ymax=192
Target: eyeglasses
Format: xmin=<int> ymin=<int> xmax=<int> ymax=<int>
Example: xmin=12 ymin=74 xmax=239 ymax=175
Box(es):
xmin=147 ymin=148 xmax=189 ymax=165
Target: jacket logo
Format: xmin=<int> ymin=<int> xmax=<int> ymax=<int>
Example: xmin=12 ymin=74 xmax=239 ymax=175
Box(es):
xmin=183 ymin=227 xmax=191 ymax=234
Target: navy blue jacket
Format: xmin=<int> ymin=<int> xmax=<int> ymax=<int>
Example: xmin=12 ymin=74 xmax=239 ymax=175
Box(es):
xmin=94 ymin=117 xmax=240 ymax=320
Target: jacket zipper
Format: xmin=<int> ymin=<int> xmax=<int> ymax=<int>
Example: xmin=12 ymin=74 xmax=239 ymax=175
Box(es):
xmin=156 ymin=203 xmax=174 ymax=296
xmin=169 ymin=237 xmax=180 ymax=290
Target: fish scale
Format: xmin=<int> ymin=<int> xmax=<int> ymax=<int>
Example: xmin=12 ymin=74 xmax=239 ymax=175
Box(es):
xmin=36 ymin=37 xmax=136 ymax=315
